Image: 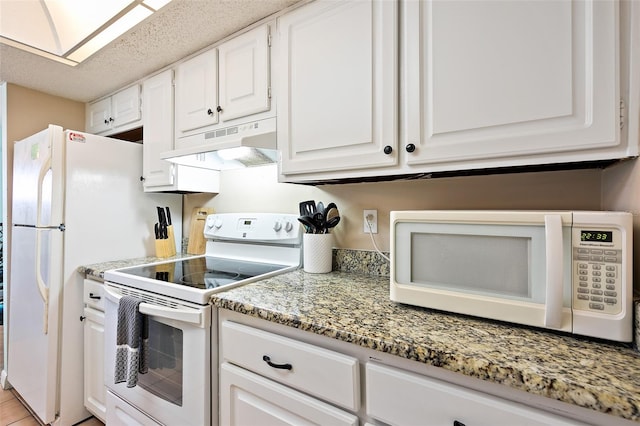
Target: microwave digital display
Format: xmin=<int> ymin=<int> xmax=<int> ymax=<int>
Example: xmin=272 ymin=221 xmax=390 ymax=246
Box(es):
xmin=580 ymin=230 xmax=612 ymax=243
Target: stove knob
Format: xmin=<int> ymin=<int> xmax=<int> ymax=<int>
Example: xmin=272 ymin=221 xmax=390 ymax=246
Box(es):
xmin=273 ymin=221 xmax=282 ymax=232
xmin=206 ymin=216 xmax=216 ymax=229
xmin=214 ymin=218 xmax=223 ymax=229
xmin=284 ymin=221 xmax=293 ymax=232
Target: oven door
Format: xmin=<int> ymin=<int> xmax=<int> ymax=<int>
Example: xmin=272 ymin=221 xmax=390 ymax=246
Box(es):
xmin=103 ymin=284 xmax=211 ymax=426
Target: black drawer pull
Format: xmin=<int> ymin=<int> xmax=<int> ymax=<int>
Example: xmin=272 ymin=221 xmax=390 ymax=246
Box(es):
xmin=262 ymin=355 xmax=292 ymax=370
xmin=89 ymin=293 xmax=101 ymax=300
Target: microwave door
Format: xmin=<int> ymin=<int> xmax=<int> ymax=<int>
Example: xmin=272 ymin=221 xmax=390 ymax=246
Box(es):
xmin=391 ymin=218 xmax=573 ymax=332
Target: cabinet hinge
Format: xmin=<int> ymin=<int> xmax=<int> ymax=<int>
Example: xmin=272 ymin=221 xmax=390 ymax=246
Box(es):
xmin=268 ymin=86 xmax=272 ymax=99
xmin=620 ymin=98 xmax=625 ymax=130
xmin=268 ymin=33 xmax=272 ymax=47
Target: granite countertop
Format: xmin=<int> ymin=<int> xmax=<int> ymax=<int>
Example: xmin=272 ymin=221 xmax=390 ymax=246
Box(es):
xmin=210 ymin=269 xmax=640 ymax=423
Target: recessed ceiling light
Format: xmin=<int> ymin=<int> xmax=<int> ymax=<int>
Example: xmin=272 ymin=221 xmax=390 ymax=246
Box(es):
xmin=0 ymin=0 xmax=171 ymax=66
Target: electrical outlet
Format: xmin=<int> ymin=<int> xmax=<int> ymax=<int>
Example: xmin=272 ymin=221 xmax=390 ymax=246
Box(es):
xmin=363 ymin=209 xmax=378 ymax=233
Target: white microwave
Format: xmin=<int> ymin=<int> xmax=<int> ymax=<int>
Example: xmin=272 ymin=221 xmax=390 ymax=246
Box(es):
xmin=390 ymin=210 xmax=633 ymax=342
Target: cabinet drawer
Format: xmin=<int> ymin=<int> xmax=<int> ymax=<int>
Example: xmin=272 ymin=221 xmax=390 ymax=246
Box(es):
xmin=221 ymin=321 xmax=360 ymax=411
xmin=83 ymin=279 xmax=105 ymax=311
xmin=366 ymin=363 xmax=581 ymax=426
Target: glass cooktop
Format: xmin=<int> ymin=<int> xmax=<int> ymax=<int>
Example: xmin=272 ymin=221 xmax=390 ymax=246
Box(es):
xmin=119 ymin=256 xmax=289 ymax=289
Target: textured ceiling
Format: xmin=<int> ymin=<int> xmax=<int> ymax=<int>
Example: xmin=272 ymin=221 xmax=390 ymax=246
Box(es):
xmin=0 ymin=0 xmax=303 ymax=103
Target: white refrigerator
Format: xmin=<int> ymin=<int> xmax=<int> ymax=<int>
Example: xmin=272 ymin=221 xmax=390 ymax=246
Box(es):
xmin=8 ymin=125 xmax=183 ymax=425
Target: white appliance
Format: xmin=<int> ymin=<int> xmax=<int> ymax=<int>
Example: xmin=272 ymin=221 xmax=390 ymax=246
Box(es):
xmin=160 ymin=117 xmax=277 ymax=170
xmin=103 ymin=212 xmax=302 ymax=425
xmin=390 ymin=210 xmax=633 ymax=342
xmin=8 ymin=125 xmax=182 ymax=425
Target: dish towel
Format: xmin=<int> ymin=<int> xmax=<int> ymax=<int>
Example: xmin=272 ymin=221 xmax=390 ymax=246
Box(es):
xmin=114 ymin=295 xmax=149 ymax=388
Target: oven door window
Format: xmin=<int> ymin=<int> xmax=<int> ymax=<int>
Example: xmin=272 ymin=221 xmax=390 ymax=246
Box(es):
xmin=138 ymin=319 xmax=184 ymax=406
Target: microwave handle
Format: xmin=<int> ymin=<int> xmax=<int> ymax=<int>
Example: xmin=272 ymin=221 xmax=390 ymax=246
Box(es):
xmin=544 ymin=215 xmax=563 ymax=328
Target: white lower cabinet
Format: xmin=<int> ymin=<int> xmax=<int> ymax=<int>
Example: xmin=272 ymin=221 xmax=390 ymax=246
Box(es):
xmin=218 ymin=310 xmax=626 ymax=426
xmin=219 ymin=320 xmax=359 ymax=426
xmin=366 ymin=363 xmax=582 ymax=426
xmin=220 ymin=363 xmax=358 ymax=426
xmin=83 ymin=279 xmax=106 ymax=422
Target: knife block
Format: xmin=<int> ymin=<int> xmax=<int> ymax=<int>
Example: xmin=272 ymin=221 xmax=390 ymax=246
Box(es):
xmin=166 ymin=225 xmax=177 ymax=256
xmin=155 ymin=238 xmax=173 ymax=258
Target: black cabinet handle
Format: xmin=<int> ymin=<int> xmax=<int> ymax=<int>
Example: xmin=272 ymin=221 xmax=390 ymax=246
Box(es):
xmin=383 ymin=145 xmax=393 ymax=155
xmin=262 ymin=355 xmax=292 ymax=370
xmin=109 ymin=117 xmax=114 ymax=122
xmin=405 ymin=143 xmax=416 ymax=153
xmin=89 ymin=293 xmax=101 ymax=300
xmin=453 ymin=421 xmax=466 ymax=426
xmin=140 ymin=176 xmax=145 ymax=182
xmin=80 ymin=315 xmax=86 ymax=322
xmin=104 ymin=119 xmax=109 ymax=124
xmin=216 ymin=105 xmax=223 ymax=113
xmin=207 ymin=108 xmax=214 ymax=115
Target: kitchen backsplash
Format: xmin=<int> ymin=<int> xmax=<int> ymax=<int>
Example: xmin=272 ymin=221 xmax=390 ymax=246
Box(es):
xmin=333 ymin=248 xmax=390 ymax=276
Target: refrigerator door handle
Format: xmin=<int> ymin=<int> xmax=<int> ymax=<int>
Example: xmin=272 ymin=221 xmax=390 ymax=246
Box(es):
xmin=36 ymin=156 xmax=52 ymax=228
xmin=35 ymin=230 xmax=50 ymax=334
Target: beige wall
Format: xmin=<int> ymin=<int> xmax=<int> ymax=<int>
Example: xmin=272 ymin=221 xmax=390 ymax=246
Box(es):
xmin=185 ymin=164 xmax=604 ymax=252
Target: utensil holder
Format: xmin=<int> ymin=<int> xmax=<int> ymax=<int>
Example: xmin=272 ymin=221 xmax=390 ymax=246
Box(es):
xmin=303 ymin=233 xmax=333 ymax=273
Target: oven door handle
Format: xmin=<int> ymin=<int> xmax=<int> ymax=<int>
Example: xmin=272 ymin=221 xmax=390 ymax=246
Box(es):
xmin=104 ymin=287 xmax=203 ymax=326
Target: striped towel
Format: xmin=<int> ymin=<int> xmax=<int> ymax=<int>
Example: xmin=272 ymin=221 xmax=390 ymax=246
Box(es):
xmin=114 ymin=295 xmax=148 ymax=388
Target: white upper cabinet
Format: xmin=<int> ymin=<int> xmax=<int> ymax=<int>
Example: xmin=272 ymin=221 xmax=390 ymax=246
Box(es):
xmin=277 ymin=0 xmax=398 ymax=176
xmin=142 ymin=70 xmax=176 ymax=189
xmin=279 ymin=0 xmax=634 ymax=183
xmin=218 ymin=24 xmax=271 ymax=121
xmin=142 ymin=70 xmax=220 ymax=193
xmin=403 ymin=0 xmax=623 ymax=169
xmin=175 ymin=49 xmax=219 ymax=134
xmin=86 ymin=85 xmax=141 ymax=135
xmin=175 ymin=24 xmax=272 ymax=138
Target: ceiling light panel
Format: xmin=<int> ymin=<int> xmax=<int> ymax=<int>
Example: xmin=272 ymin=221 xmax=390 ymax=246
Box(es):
xmin=0 ymin=0 xmax=172 ymax=65
xmin=46 ymin=0 xmax=134 ymax=55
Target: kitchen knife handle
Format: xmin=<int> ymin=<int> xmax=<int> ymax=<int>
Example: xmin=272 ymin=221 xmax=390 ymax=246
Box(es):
xmin=165 ymin=206 xmax=172 ymax=225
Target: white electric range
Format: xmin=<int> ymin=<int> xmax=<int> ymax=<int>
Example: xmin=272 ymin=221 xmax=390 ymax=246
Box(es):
xmin=102 ymin=212 xmax=302 ymax=426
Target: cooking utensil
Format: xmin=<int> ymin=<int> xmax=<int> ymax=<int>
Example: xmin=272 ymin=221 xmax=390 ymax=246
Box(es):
xmin=325 ymin=215 xmax=340 ymax=230
xmin=312 ymin=211 xmax=325 ymax=232
xmin=299 ymin=200 xmax=316 ymax=217
xmin=316 ymin=201 xmax=324 ymax=216
xmin=298 ymin=216 xmax=317 ymax=234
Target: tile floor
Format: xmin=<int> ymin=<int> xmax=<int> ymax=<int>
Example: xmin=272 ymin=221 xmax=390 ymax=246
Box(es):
xmin=0 ymin=326 xmax=103 ymax=426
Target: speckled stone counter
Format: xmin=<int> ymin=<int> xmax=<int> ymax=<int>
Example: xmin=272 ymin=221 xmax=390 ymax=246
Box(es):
xmin=211 ymin=269 xmax=640 ymax=423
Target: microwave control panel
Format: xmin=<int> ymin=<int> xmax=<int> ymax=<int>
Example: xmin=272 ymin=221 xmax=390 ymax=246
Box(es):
xmin=572 ymin=227 xmax=624 ymax=315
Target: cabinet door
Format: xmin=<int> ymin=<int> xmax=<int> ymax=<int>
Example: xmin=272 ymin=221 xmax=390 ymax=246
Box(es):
xmin=86 ymin=97 xmax=111 ymax=134
xmin=142 ymin=70 xmax=175 ymax=189
xmin=220 ymin=363 xmax=358 ymax=426
xmin=175 ymin=49 xmax=219 ymax=134
xmin=278 ymin=0 xmax=398 ymax=175
xmin=111 ymin=85 xmax=141 ymax=129
xmin=218 ymin=24 xmax=271 ymax=122
xmin=366 ymin=363 xmax=582 ymax=426
xmin=403 ymin=0 xmax=620 ymax=167
xmin=83 ymin=308 xmax=106 ymax=422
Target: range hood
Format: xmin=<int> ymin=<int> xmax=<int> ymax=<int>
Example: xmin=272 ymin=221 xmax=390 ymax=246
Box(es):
xmin=161 ymin=117 xmax=277 ymax=170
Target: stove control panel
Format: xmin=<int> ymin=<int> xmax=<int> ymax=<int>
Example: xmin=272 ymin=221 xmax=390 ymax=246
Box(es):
xmin=204 ymin=213 xmax=301 ymax=243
